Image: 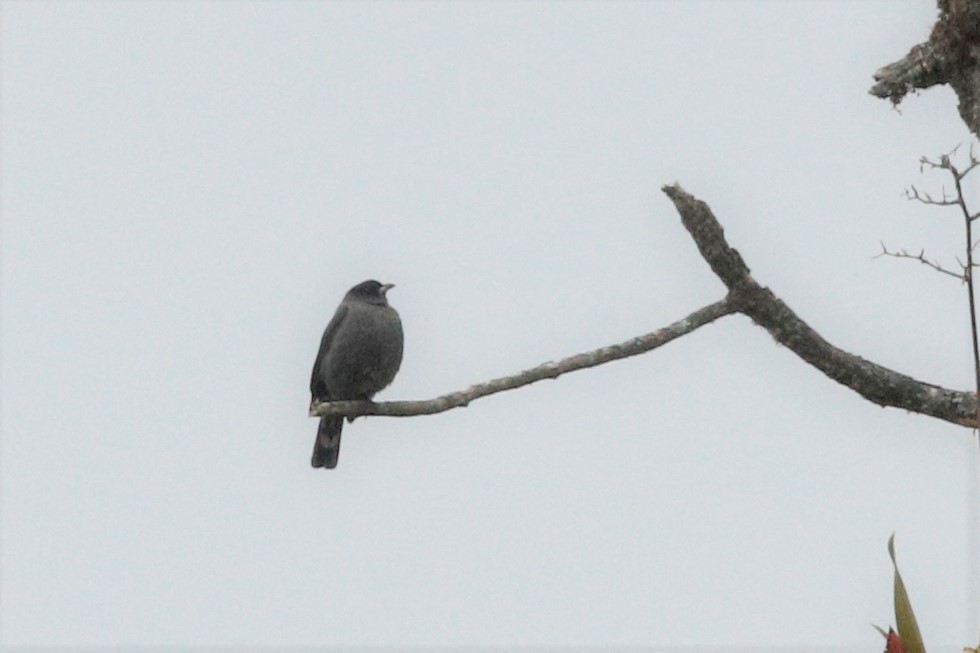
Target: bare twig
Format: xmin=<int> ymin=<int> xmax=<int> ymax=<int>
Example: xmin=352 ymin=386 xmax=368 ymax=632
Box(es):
xmin=905 ymin=184 xmax=960 ymax=207
xmin=920 ymin=153 xmax=953 ymax=172
xmin=957 ymin=142 xmax=980 ymax=180
xmin=958 ymin=158 xmax=980 ymax=181
xmin=874 ymin=241 xmax=967 ymax=281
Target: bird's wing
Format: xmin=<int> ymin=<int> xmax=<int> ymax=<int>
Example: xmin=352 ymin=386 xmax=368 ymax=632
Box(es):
xmin=310 ymin=302 xmax=349 ymax=399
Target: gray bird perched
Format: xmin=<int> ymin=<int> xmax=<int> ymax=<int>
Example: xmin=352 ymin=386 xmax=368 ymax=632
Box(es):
xmin=309 ymin=280 xmax=404 ymax=468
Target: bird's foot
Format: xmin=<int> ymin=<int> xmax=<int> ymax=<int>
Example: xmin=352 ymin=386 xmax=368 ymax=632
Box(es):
xmin=346 ymin=397 xmax=376 ymax=423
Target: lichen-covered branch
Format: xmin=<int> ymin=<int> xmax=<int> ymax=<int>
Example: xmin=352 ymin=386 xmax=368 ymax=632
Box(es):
xmin=312 ymin=297 xmax=738 ymax=419
xmin=869 ymin=0 xmax=980 ymax=137
xmin=870 ymin=41 xmax=949 ymax=105
xmin=664 ymin=183 xmax=980 ymax=429
xmin=739 ymin=282 xmax=976 ymax=426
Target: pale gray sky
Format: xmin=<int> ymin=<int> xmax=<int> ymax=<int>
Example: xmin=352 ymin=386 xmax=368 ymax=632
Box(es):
xmin=2 ymin=1 xmax=977 ymax=650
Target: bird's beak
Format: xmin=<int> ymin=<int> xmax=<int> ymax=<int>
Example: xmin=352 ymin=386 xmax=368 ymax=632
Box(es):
xmin=380 ymin=283 xmax=395 ymax=295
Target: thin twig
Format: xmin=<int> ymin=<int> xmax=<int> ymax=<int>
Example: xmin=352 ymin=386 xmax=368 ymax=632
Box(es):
xmin=958 ymin=158 xmax=980 ymax=181
xmin=874 ymin=241 xmax=966 ymax=281
xmin=957 ymin=143 xmax=980 ymax=180
xmin=905 ymin=185 xmax=960 ymax=207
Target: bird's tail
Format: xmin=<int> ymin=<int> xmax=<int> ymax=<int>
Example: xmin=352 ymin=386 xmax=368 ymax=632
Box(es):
xmin=312 ymin=415 xmax=343 ymax=469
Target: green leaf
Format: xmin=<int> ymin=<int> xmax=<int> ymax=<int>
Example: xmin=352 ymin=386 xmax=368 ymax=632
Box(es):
xmin=889 ymin=533 xmax=926 ymax=653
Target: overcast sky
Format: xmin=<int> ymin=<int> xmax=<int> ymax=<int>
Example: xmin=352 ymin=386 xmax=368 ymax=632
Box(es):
xmin=2 ymin=1 xmax=978 ymax=650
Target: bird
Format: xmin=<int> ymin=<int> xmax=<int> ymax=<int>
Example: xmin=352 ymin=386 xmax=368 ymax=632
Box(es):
xmin=309 ymin=279 xmax=404 ymax=468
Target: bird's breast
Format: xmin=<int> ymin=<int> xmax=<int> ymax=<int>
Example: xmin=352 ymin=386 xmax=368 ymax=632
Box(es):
xmin=322 ymin=306 xmax=403 ymax=399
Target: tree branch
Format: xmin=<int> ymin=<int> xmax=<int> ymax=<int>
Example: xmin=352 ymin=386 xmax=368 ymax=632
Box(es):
xmin=870 ymin=41 xmax=950 ymax=105
xmin=313 ymin=184 xmax=980 ymax=431
xmin=313 ymin=297 xmax=738 ymax=418
xmin=663 ymin=184 xmax=980 ymax=428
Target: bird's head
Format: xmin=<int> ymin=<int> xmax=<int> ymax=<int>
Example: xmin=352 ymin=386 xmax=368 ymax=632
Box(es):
xmin=347 ymin=279 xmax=395 ymax=305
